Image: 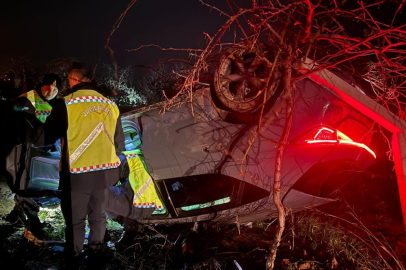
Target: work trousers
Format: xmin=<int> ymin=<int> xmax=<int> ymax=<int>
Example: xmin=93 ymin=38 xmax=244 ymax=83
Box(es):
xmin=106 ymin=180 xmax=154 ymax=220
xmin=61 ymin=187 xmax=108 ymax=257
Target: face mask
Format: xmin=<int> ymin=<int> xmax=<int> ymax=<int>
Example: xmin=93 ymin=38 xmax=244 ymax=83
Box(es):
xmin=41 ymin=84 xmax=58 ymax=100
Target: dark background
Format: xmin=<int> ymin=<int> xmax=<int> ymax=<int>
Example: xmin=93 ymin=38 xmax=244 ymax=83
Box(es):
xmin=0 ymin=0 xmax=243 ymax=75
xmin=1 ymin=1 xmax=404 ymax=74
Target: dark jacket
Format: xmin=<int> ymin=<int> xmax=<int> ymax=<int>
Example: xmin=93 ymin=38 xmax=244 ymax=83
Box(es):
xmin=44 ymin=82 xmax=125 ymax=191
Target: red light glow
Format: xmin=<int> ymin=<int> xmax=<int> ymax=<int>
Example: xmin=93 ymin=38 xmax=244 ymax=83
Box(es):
xmin=306 ymin=127 xmax=376 ymax=158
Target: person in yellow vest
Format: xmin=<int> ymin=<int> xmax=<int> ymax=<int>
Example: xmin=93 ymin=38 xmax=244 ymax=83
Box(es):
xmin=4 ymin=74 xmax=62 ymax=237
xmin=43 ymin=63 xmax=124 ymax=268
xmin=106 ymin=143 xmax=164 ymax=245
xmin=14 ymin=73 xmax=61 ymax=123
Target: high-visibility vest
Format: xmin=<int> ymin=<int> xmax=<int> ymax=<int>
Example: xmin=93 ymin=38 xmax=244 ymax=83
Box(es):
xmin=64 ymin=89 xmax=121 ymax=174
xmin=123 ymin=150 xmax=163 ymax=210
xmin=20 ymin=90 xmax=52 ymax=123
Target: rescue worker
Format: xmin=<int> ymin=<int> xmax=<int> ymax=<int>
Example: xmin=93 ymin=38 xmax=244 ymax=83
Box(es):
xmin=43 ymin=63 xmax=124 ymax=268
xmin=14 ymin=73 xmax=61 ymax=123
xmin=4 ymin=74 xmax=62 ymax=236
xmin=106 ymin=128 xmax=164 ymax=245
xmin=107 ymin=151 xmax=162 ymax=220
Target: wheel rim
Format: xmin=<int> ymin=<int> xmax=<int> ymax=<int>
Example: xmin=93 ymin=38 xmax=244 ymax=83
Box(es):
xmin=217 ymin=49 xmax=270 ymax=104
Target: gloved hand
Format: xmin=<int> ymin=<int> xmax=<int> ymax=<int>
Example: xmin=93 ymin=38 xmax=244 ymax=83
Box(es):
xmin=13 ymin=97 xmax=34 ymax=113
xmin=13 ymin=105 xmax=30 ymax=111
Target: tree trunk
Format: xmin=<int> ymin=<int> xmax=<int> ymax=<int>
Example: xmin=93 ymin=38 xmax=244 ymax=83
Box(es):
xmin=266 ymin=45 xmax=294 ymax=270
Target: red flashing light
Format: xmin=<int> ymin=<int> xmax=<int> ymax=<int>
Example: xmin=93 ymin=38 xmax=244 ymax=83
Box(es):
xmin=306 ymin=127 xmax=376 ymax=158
xmin=314 ymin=128 xmax=335 ymax=140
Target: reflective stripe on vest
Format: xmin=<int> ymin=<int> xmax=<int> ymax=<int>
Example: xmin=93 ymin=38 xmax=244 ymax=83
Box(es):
xmin=64 ymin=90 xmax=121 ymax=174
xmin=123 ymin=150 xmax=163 ymax=210
xmin=21 ymin=90 xmax=52 ymax=123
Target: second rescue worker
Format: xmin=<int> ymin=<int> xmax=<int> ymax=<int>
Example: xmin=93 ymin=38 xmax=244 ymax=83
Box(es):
xmin=15 ymin=73 xmax=61 ymax=123
xmin=5 ymin=74 xmax=62 ymax=236
xmin=44 ymin=63 xmax=124 ymax=268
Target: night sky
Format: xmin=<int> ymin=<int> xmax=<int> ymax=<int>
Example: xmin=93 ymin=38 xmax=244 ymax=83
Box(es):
xmin=2 ymin=1 xmax=404 ymax=75
xmin=0 ymin=0 xmax=235 ymax=74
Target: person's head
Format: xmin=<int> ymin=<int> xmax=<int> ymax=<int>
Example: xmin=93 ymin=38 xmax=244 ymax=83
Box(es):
xmin=40 ymin=73 xmax=61 ymax=101
xmin=68 ymin=62 xmax=93 ymax=89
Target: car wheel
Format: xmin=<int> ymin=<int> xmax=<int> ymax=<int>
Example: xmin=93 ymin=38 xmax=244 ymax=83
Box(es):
xmin=213 ymin=43 xmax=281 ymax=113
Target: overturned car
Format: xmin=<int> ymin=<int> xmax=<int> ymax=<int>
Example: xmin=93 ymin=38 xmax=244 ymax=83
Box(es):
xmin=4 ymin=54 xmax=399 ymax=227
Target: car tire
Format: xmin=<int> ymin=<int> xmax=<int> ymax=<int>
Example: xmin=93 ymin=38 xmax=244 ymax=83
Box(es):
xmin=213 ymin=43 xmax=281 ymax=114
